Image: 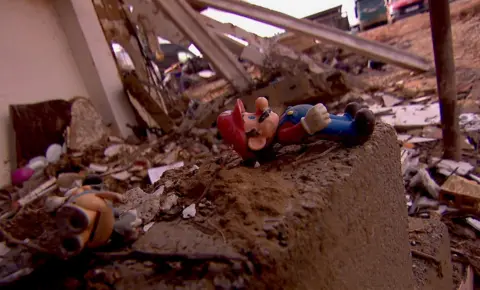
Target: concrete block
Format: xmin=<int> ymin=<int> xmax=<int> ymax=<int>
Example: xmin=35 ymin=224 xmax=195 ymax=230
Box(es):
xmin=409 ymin=217 xmax=453 ymax=290
xmin=116 ymin=123 xmax=414 ymax=289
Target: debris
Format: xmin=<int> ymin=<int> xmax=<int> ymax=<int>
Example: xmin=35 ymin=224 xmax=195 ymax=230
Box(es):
xmin=111 ymin=171 xmax=132 ymax=181
xmin=410 ymin=169 xmax=440 ymax=199
xmin=26 ymin=156 xmax=48 ymax=173
xmin=440 ymin=175 xmax=480 ymax=214
xmin=408 ymin=137 xmax=437 ymax=143
xmin=0 ymin=242 xmax=10 ymax=263
xmin=67 ymin=97 xmax=109 ymax=151
xmin=465 ymin=217 xmax=480 ymax=232
xmin=189 ymin=165 xmax=200 ymax=173
xmin=382 ymin=94 xmax=402 ymax=107
xmin=380 ymin=103 xmax=441 ymax=129
xmin=410 ymin=96 xmax=432 ymax=104
xmin=89 ymin=164 xmax=109 ymax=173
xmin=370 ymin=105 xmax=393 ymax=116
xmin=422 ymin=126 xmax=443 ymax=139
xmin=57 ymin=173 xmax=83 ymax=193
xmin=0 ymin=227 xmax=50 ymax=254
xmin=117 ymin=188 xmax=160 ymax=224
xmin=45 ymin=143 xmax=63 ymax=163
xmin=459 ymin=113 xmax=480 ymax=132
xmin=152 ymin=186 xmax=165 ymax=197
xmin=398 ymin=135 xmax=436 ymax=144
xmin=9 ymin=99 xmax=71 ymax=166
xmin=44 ymin=196 xmax=67 ymax=212
xmin=432 ymin=158 xmax=474 ymax=176
xmin=11 ymin=167 xmax=35 ymax=186
xmin=457 ymin=266 xmax=474 ymax=290
xmin=182 ymin=204 xmax=196 ymax=219
xmin=104 ymin=144 xmax=137 ymax=158
xmin=160 ymin=194 xmax=178 ymax=212
xmin=143 ymin=222 xmax=155 ymax=232
xmin=401 ymin=148 xmax=419 ymax=176
xmin=147 ymin=161 xmax=184 ymax=184
xmin=14 ymin=178 xmax=57 ymax=208
xmin=469 ymin=174 xmax=480 ymax=184
xmin=122 ymin=71 xmax=175 ymax=133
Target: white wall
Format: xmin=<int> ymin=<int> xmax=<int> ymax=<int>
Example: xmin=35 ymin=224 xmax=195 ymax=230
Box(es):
xmin=0 ymin=0 xmax=89 ymax=185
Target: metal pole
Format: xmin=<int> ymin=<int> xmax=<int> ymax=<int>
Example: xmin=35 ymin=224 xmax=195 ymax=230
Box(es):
xmin=428 ymin=0 xmax=460 ymax=160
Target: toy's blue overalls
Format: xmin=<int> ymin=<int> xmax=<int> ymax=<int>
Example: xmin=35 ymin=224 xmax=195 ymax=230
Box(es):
xmin=279 ymin=104 xmax=358 ymax=138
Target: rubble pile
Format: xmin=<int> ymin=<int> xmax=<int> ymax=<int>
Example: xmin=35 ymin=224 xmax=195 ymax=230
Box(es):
xmin=1 ymin=0 xmax=480 ymax=288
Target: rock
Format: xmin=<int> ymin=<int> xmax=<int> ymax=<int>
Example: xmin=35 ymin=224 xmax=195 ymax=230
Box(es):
xmin=111 ymin=171 xmax=132 ymax=181
xmin=45 ymin=144 xmax=63 ymax=163
xmin=68 ymin=97 xmax=109 ymax=151
xmin=182 ymin=204 xmax=196 ymax=219
xmin=410 ymin=169 xmax=440 ymax=199
xmin=44 ymin=196 xmax=67 ymax=212
xmin=117 ymin=188 xmax=160 ymax=224
xmin=89 ymin=164 xmax=109 ymax=173
xmin=147 ymin=162 xmax=184 ymax=184
xmin=104 ymin=144 xmax=137 ymax=158
xmin=160 ymin=194 xmax=178 ymax=212
xmin=143 ymin=222 xmax=155 ymax=233
xmin=213 ymin=275 xmax=232 ymax=290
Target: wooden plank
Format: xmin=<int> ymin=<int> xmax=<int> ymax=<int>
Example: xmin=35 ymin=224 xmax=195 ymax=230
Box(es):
xmin=199 ymin=15 xmax=328 ymax=73
xmin=155 ymin=0 xmax=251 ymax=91
xmin=122 ymin=72 xmax=174 ymax=132
xmin=190 ymin=0 xmax=432 ymax=72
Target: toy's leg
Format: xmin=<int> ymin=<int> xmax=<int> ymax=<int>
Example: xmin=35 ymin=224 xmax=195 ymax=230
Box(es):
xmin=318 ymin=108 xmax=375 ymax=144
xmin=319 ymin=119 xmax=356 ymax=138
xmin=329 ymin=103 xmax=363 ymax=122
xmin=330 ymin=114 xmax=354 ymax=122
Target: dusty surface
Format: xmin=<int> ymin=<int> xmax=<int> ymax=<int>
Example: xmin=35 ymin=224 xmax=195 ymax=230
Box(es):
xmin=409 ymin=217 xmax=454 ymax=290
xmin=103 ymin=123 xmax=414 ymax=290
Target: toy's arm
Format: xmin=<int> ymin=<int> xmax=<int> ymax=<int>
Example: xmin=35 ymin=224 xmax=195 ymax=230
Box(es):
xmin=277 ymin=123 xmax=307 ymax=145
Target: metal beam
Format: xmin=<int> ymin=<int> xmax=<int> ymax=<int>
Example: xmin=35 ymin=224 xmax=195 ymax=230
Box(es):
xmin=155 ymin=0 xmax=251 ymax=91
xmin=190 ymin=0 xmax=432 ymax=72
xmin=428 ymin=0 xmax=460 ymax=160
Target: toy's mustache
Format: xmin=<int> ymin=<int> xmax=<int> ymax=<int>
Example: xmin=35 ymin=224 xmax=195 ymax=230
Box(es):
xmin=259 ymin=108 xmax=272 ymax=123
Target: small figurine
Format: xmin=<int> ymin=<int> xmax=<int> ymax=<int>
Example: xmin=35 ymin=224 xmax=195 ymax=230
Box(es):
xmin=217 ymin=97 xmax=375 ymax=164
xmin=56 ymin=189 xmax=122 ymax=255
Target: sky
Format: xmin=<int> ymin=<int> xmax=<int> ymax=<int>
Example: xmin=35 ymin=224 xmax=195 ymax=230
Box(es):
xmin=202 ymin=0 xmax=355 ymax=38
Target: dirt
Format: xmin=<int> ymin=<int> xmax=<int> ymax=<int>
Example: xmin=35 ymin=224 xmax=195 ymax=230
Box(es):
xmin=91 ymin=123 xmax=413 ymax=290
xmin=408 ymin=216 xmax=454 ymax=290
xmin=358 ymin=0 xmax=480 ymax=109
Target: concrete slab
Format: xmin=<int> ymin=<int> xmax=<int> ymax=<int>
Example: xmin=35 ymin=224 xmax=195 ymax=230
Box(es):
xmin=409 ymin=217 xmax=453 ymax=290
xmin=114 ymin=123 xmax=414 ymax=289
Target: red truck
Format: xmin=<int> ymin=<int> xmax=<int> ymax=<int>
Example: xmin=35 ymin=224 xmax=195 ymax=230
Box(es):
xmin=387 ymin=0 xmax=429 ymax=23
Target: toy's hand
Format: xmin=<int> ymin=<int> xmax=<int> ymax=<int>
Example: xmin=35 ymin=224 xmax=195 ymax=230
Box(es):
xmin=301 ymin=104 xmax=331 ymax=135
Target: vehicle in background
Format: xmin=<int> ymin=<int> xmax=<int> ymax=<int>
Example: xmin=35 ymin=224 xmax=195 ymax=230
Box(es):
xmin=354 ymin=0 xmax=388 ymax=31
xmin=387 ymin=0 xmax=429 ymax=24
xmin=304 ymin=5 xmax=350 ymax=31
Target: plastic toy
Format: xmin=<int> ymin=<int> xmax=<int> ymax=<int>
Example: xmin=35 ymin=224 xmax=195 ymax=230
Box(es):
xmin=56 ymin=188 xmax=122 ymax=255
xmin=217 ymin=97 xmax=375 ymax=163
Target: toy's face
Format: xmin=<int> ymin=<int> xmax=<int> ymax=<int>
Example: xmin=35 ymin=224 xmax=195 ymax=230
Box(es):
xmin=242 ymin=109 xmax=279 ymax=151
xmin=217 ymin=97 xmax=280 ymax=160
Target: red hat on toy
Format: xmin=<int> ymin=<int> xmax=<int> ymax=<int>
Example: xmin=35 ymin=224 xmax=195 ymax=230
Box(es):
xmin=217 ymin=99 xmax=255 ymax=160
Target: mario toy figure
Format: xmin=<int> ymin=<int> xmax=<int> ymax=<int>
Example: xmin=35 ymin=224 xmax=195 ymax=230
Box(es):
xmin=217 ymin=97 xmax=375 ymax=164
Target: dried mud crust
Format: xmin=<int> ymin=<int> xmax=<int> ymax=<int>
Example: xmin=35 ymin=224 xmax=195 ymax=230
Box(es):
xmin=127 ymin=123 xmax=413 ymax=290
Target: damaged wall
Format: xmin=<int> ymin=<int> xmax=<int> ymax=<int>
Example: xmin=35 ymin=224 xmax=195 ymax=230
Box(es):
xmin=0 ymin=0 xmax=89 ymax=186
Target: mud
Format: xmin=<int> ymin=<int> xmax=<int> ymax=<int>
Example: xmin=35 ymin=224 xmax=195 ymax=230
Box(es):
xmin=114 ymin=123 xmax=414 ymax=290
